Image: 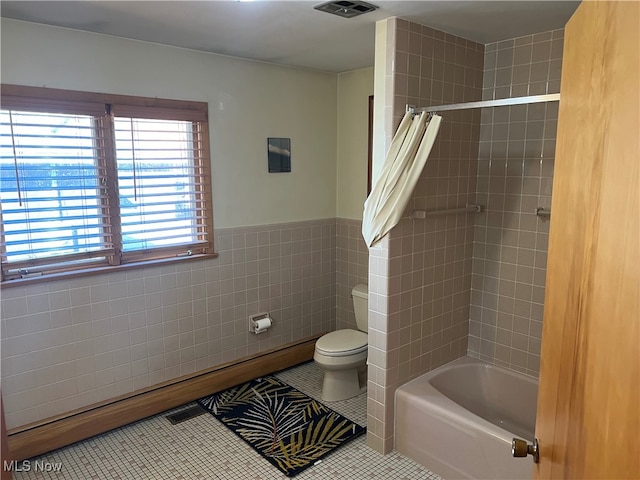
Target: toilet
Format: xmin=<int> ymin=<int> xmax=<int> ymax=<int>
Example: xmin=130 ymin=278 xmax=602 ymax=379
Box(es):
xmin=314 ymin=284 xmax=368 ymax=402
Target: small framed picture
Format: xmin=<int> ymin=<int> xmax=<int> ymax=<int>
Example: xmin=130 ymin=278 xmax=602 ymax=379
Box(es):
xmin=267 ymin=138 xmax=291 ymax=173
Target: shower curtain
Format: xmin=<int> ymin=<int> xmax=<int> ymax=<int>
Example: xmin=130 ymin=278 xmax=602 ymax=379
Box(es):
xmin=362 ymin=111 xmax=442 ymax=247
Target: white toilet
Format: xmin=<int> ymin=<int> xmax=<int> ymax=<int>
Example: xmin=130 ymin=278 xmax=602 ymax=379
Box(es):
xmin=314 ymin=284 xmax=368 ymax=402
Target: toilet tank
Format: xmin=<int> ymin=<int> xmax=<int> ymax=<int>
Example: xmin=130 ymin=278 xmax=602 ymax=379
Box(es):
xmin=351 ymin=284 xmax=369 ymax=332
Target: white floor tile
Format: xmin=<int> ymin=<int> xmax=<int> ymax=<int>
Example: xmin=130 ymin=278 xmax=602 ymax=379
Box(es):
xmin=12 ymin=362 xmax=440 ymax=480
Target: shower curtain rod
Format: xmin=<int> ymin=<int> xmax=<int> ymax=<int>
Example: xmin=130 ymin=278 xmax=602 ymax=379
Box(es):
xmin=407 ymin=93 xmax=561 ymax=114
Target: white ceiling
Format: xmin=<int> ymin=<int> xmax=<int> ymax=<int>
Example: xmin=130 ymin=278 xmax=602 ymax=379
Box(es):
xmin=1 ymin=0 xmax=580 ymax=73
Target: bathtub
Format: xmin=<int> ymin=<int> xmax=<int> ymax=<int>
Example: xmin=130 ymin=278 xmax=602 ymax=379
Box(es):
xmin=395 ymin=356 xmax=538 ymax=479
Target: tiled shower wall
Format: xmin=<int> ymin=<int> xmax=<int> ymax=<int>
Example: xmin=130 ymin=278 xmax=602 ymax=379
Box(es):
xmin=367 ymin=18 xmax=484 ymax=454
xmin=0 ymin=219 xmax=336 ymax=429
xmin=467 ymin=29 xmax=563 ymax=376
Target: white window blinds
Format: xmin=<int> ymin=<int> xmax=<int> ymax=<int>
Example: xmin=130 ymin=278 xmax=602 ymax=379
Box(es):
xmin=113 ymin=116 xmax=210 ymax=260
xmin=0 ymin=85 xmax=213 ymax=281
xmin=1 ymin=108 xmax=113 ymax=275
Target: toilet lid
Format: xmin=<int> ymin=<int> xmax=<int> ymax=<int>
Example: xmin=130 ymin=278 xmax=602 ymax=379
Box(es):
xmin=316 ymin=329 xmax=368 ymax=356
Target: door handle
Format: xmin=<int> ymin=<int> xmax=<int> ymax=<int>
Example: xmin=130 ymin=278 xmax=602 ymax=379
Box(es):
xmin=512 ymin=438 xmax=539 ymax=463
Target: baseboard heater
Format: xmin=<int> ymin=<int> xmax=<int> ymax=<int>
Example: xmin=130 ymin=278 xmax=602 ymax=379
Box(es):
xmin=7 ymin=335 xmax=320 ymax=461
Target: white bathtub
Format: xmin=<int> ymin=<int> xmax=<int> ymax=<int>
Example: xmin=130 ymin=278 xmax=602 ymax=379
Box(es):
xmin=395 ymin=356 xmax=538 ymax=479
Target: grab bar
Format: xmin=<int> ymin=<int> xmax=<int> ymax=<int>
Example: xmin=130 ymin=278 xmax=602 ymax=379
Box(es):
xmin=410 ymin=203 xmax=482 ymax=219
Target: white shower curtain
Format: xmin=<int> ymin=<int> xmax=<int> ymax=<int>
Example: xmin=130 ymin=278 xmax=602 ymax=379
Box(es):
xmin=362 ymin=111 xmax=442 ymax=248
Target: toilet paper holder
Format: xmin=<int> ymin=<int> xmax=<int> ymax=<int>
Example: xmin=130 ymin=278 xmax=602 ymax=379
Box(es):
xmin=249 ymin=312 xmax=272 ymax=334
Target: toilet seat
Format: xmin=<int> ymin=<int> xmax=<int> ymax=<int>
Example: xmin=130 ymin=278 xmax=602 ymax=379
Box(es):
xmin=315 ymin=329 xmax=368 ymax=357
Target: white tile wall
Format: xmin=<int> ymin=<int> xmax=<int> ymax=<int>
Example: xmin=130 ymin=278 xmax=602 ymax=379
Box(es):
xmin=468 ymin=29 xmax=562 ymax=377
xmin=367 ymin=17 xmax=483 ymax=454
xmin=1 ymin=219 xmax=336 ymax=430
xmin=335 ymin=218 xmax=369 ymax=330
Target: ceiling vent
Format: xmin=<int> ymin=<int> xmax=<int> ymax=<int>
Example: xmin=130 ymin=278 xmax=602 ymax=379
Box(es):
xmin=314 ymin=0 xmax=378 ymax=18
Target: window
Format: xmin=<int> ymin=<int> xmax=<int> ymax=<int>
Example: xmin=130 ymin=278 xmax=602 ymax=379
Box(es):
xmin=0 ymin=85 xmax=214 ymax=282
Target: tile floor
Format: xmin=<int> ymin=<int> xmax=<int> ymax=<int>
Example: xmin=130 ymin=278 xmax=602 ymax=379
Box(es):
xmin=12 ymin=362 xmax=441 ymax=479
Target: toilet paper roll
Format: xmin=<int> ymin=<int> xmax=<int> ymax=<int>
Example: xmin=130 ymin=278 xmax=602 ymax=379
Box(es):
xmin=253 ymin=317 xmax=272 ymax=334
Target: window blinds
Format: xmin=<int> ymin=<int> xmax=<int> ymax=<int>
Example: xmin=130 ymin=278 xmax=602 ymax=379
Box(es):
xmin=113 ymin=116 xmax=210 ymax=259
xmin=0 ymin=109 xmax=114 ymax=274
xmin=0 ymin=85 xmax=213 ymax=280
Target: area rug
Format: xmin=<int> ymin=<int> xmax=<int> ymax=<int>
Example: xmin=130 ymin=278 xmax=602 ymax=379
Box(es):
xmin=198 ymin=376 xmax=366 ymax=477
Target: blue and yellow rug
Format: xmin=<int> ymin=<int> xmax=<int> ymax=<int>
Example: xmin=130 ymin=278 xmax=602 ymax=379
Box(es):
xmin=198 ymin=376 xmax=366 ymax=477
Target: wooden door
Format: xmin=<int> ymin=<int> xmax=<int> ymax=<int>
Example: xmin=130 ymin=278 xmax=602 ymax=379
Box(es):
xmin=534 ymin=1 xmax=639 ymax=479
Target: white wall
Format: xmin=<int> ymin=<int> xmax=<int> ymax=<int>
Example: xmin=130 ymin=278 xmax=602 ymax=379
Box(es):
xmin=0 ymin=19 xmax=378 ymax=431
xmin=336 ymin=67 xmax=374 ymax=220
xmin=1 ymin=19 xmax=338 ymax=229
xmin=372 ymin=19 xmax=392 ymax=184
xmin=0 ymin=18 xmax=344 ymax=430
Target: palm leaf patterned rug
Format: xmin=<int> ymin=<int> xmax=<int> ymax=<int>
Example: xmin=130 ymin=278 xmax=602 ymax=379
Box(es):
xmin=198 ymin=376 xmax=366 ymax=477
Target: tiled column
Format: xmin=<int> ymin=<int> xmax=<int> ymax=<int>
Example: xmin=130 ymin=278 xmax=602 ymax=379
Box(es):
xmin=367 ymin=17 xmax=483 ymax=454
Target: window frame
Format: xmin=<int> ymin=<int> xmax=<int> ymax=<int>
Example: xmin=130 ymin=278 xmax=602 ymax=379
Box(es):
xmin=1 ymin=84 xmax=216 ymax=286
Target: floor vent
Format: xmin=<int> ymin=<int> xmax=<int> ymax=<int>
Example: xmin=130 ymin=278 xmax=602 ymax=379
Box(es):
xmin=166 ymin=405 xmax=207 ymax=425
xmin=314 ymin=0 xmax=378 ymax=19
